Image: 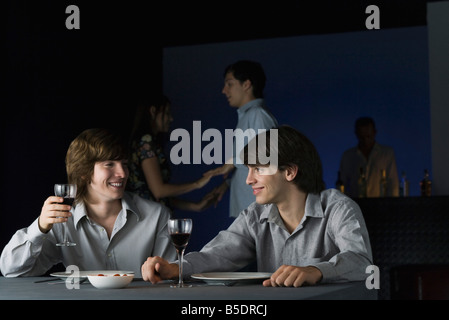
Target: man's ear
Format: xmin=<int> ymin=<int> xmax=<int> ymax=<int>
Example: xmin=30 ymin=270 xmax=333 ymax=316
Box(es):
xmin=242 ymin=79 xmax=252 ymax=92
xmin=81 ymin=175 xmax=91 ymax=184
xmin=285 ymin=165 xmax=298 ymax=182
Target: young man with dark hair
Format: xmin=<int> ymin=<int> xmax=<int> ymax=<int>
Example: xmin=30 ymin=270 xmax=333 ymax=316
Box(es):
xmin=206 ymin=60 xmax=278 ymax=218
xmin=142 ymin=125 xmax=372 ymax=287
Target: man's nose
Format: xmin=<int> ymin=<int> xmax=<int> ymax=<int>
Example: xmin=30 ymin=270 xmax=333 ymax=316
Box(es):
xmin=116 ymin=164 xmax=127 ymax=177
xmin=246 ymin=169 xmax=255 ymax=185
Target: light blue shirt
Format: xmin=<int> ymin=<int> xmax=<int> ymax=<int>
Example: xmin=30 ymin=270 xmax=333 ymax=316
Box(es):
xmin=0 ymin=192 xmax=176 ymax=278
xmin=182 ymin=189 xmax=373 ymax=283
xmin=229 ymin=98 xmax=278 ymax=218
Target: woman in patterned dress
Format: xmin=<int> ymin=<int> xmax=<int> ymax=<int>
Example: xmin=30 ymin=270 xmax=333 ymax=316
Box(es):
xmin=127 ymin=95 xmax=215 ymax=213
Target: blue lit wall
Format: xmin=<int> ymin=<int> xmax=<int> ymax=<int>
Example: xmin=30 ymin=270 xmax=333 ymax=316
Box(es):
xmin=163 ymin=26 xmax=431 ymax=251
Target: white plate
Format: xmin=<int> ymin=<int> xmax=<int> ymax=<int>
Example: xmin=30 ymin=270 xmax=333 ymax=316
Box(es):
xmin=50 ymin=270 xmax=134 ymax=279
xmin=191 ymin=272 xmax=272 ymax=285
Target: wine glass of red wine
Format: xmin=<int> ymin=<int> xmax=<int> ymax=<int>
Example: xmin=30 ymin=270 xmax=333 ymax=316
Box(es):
xmin=168 ymin=218 xmax=193 ymax=288
xmin=54 ymin=184 xmax=77 ymax=247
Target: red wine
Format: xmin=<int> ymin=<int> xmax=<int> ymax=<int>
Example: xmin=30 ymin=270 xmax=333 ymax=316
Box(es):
xmin=170 ymin=232 xmax=191 ymax=250
xmin=62 ymin=198 xmax=75 ymax=206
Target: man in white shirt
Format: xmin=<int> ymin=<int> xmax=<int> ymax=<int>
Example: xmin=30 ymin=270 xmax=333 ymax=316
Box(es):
xmin=206 ymin=60 xmax=278 ymax=218
xmin=339 ymin=117 xmax=399 ymax=198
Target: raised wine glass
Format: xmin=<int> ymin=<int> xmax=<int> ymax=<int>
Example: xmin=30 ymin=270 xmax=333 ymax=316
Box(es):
xmin=168 ymin=218 xmax=192 ymax=288
xmin=54 ymin=184 xmax=77 ymax=247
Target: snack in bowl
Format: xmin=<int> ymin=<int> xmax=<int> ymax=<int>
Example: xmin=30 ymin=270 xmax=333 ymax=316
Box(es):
xmin=87 ymin=272 xmax=134 ymax=289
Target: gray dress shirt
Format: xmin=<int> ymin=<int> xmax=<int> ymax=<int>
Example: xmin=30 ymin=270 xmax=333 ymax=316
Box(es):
xmin=182 ymin=189 xmax=373 ymax=283
xmin=0 ymin=192 xmax=176 ymax=278
xmin=229 ymin=98 xmax=278 ymax=218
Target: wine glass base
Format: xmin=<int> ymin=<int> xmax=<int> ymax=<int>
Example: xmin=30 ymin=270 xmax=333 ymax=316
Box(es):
xmin=170 ymin=283 xmax=192 ymax=288
xmin=56 ymin=242 xmax=77 ymax=247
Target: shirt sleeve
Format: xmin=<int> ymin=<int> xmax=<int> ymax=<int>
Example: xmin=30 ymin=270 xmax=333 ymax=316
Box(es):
xmin=312 ymin=200 xmax=373 ymax=283
xmin=0 ymin=218 xmax=62 ymax=277
xmin=250 ymin=108 xmax=278 ymax=131
xmin=386 ymin=148 xmax=399 ymax=197
xmin=138 ymin=134 xmax=157 ymax=162
xmin=181 ymin=213 xmax=256 ymax=276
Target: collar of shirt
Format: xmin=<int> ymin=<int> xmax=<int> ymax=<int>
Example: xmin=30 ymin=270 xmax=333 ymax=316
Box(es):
xmin=71 ymin=192 xmax=141 ymax=230
xmin=258 ymin=193 xmax=324 ymax=226
xmin=236 ymin=98 xmax=265 ymax=119
xmin=356 ymin=142 xmax=381 ymax=159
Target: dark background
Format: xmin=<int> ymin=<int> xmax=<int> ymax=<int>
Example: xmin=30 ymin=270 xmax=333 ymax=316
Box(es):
xmin=2 ymin=1 xmax=439 ymax=270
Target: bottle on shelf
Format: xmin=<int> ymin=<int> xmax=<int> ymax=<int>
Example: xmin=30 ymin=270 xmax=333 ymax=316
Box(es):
xmin=420 ymin=169 xmax=432 ymax=196
xmin=358 ymin=167 xmax=367 ymax=198
xmin=335 ymin=171 xmax=345 ymax=194
xmin=379 ymin=169 xmax=387 ymax=197
xmin=399 ymin=171 xmax=409 ymax=197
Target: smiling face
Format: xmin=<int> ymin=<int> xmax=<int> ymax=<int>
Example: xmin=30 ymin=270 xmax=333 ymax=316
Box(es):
xmin=87 ymin=160 xmax=129 ymax=203
xmin=246 ymin=165 xmax=292 ymax=205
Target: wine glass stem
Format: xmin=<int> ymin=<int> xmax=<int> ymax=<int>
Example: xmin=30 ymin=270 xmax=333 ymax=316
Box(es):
xmin=178 ymin=249 xmax=185 ymax=286
xmin=63 ymin=222 xmax=67 ymax=243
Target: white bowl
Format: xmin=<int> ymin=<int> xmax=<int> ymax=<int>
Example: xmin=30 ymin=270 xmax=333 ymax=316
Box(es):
xmin=87 ymin=272 xmax=134 ymax=289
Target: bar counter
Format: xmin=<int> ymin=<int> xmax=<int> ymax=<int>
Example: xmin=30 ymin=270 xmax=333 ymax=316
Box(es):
xmin=355 ymin=195 xmax=449 ymax=299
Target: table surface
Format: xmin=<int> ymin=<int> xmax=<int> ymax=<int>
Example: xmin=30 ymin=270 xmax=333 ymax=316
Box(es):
xmin=0 ymin=276 xmax=377 ymax=300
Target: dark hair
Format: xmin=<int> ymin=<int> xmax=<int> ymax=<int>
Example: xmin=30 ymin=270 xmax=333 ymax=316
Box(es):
xmin=224 ymin=60 xmax=266 ymax=99
xmin=354 ymin=117 xmax=376 ymax=132
xmin=129 ymin=94 xmax=171 ymax=145
xmin=243 ymin=125 xmax=325 ymax=194
xmin=66 ymin=128 xmax=129 ymax=203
